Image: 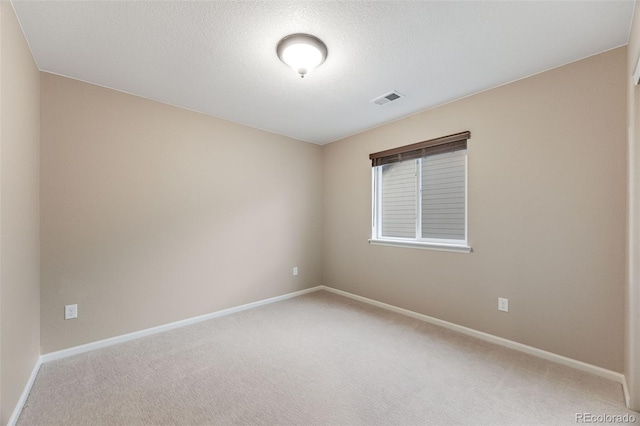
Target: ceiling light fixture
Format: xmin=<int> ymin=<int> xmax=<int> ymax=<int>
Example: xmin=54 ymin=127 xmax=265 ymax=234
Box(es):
xmin=276 ymin=33 xmax=327 ymax=78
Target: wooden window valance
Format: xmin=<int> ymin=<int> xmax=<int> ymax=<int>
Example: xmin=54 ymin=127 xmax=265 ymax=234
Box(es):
xmin=369 ymin=131 xmax=471 ymax=167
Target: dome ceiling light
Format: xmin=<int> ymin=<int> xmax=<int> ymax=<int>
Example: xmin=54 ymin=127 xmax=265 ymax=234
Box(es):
xmin=276 ymin=33 xmax=327 ymax=78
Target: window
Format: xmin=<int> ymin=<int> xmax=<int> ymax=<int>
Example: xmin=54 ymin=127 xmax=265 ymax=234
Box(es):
xmin=369 ymin=131 xmax=471 ymax=253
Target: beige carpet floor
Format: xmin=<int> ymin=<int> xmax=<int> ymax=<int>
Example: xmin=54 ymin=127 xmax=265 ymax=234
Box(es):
xmin=18 ymin=290 xmax=638 ymax=425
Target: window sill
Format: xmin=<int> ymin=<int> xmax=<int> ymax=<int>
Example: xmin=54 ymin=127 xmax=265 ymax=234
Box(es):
xmin=368 ymin=239 xmax=472 ymax=253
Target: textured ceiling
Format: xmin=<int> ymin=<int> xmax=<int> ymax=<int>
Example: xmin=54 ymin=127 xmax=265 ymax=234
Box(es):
xmin=12 ymin=1 xmax=635 ymax=144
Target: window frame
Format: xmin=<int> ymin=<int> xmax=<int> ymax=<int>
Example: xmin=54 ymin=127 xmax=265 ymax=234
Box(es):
xmin=369 ymin=132 xmax=472 ymax=253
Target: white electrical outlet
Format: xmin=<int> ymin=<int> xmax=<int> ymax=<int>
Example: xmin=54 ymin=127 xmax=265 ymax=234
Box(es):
xmin=498 ymin=297 xmax=509 ymax=313
xmin=293 ymin=267 xmax=298 ymax=276
xmin=65 ymin=304 xmax=78 ymax=320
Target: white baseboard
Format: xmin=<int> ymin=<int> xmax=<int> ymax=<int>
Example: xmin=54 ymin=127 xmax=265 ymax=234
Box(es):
xmin=32 ymin=284 xmax=630 ymax=412
xmin=41 ymin=286 xmax=322 ymax=363
xmin=623 ymin=375 xmax=631 ymax=409
xmin=7 ymin=355 xmax=42 ymax=426
xmin=319 ymin=286 xmax=628 ymax=392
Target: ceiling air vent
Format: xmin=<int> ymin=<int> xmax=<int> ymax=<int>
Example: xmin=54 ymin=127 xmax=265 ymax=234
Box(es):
xmin=371 ymin=91 xmax=404 ymax=106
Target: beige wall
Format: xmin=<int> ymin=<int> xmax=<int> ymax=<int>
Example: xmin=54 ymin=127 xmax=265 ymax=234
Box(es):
xmin=40 ymin=73 xmax=323 ymax=353
xmin=0 ymin=1 xmax=41 ymax=424
xmin=627 ymin=0 xmax=640 ymax=411
xmin=324 ymin=47 xmax=627 ymax=372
